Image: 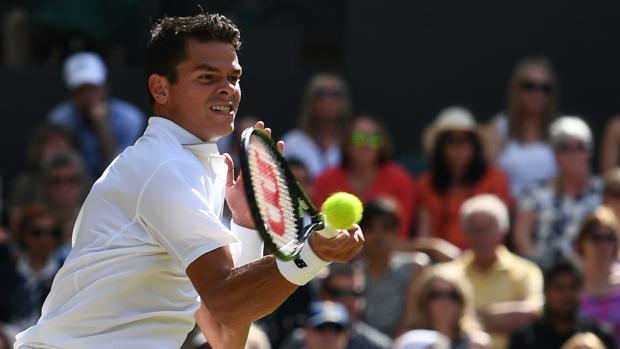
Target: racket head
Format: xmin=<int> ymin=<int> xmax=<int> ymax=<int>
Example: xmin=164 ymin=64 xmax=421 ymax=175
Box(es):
xmin=239 ymin=127 xmax=321 ymax=260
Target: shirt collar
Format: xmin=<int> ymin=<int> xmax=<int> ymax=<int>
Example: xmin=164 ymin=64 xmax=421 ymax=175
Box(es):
xmin=147 ymin=116 xmax=220 ymax=155
xmin=462 ymin=245 xmax=513 ymax=272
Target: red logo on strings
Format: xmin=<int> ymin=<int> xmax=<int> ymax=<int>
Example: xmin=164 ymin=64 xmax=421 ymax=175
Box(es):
xmin=254 ymin=150 xmax=286 ymax=236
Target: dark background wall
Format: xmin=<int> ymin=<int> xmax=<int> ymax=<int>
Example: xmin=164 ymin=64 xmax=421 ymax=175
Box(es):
xmin=2 ymin=0 xmax=620 ymax=190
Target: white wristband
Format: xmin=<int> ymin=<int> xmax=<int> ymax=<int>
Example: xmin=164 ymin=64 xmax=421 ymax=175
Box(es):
xmin=276 ymin=241 xmax=331 ymax=285
xmin=230 ymin=220 xmax=264 ymax=267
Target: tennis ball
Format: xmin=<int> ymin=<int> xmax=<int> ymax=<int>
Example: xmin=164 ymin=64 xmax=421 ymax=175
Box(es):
xmin=321 ymin=192 xmax=363 ymax=230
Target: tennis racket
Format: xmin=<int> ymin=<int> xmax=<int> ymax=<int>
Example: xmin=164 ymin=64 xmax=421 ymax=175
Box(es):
xmin=239 ymin=127 xmax=337 ymax=261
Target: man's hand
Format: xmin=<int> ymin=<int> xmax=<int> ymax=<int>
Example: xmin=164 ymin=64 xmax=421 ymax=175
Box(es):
xmin=224 ymin=121 xmax=284 ymax=229
xmin=307 ymin=225 xmax=365 ymax=263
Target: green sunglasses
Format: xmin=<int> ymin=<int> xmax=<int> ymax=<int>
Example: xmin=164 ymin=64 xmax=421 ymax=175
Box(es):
xmin=350 ymin=130 xmax=383 ymax=149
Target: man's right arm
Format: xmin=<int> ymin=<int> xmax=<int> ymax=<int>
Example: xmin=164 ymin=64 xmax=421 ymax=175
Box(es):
xmin=187 ymin=229 xmax=364 ymax=348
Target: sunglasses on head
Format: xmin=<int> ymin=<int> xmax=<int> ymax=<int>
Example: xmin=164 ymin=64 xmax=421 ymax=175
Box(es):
xmin=520 ymin=80 xmax=554 ymax=94
xmin=428 ymin=289 xmax=461 ymax=302
xmin=314 ymin=87 xmax=345 ymax=98
xmin=555 ymin=142 xmax=587 ymax=153
xmin=350 ymin=130 xmax=383 ymax=149
xmin=48 ymin=175 xmax=80 ymax=185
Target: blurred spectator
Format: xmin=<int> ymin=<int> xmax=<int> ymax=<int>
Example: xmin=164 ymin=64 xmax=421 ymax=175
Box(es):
xmin=602 ymin=168 xmax=620 ymax=219
xmin=401 ymin=267 xmax=490 ymax=349
xmin=513 ymin=116 xmax=601 ymax=266
xmin=489 ymin=57 xmax=559 ymax=198
xmin=302 ymin=301 xmax=352 ymax=349
xmin=441 ymin=194 xmax=543 ymax=349
xmin=8 ymin=123 xmax=76 ymax=233
xmin=40 ymin=150 xmax=90 ymax=261
xmin=280 ymin=263 xmax=392 ymax=349
xmin=312 ymin=115 xmax=416 ymax=238
xmin=561 ymin=333 xmax=607 ymax=349
xmin=509 ymin=260 xmax=616 ymax=349
xmin=283 ymin=73 xmax=351 ymax=179
xmin=393 ymin=330 xmax=451 ymax=349
xmin=0 ymin=204 xmax=61 ymax=338
xmin=574 ymin=206 xmax=620 ymax=343
xmin=600 ymin=115 xmax=620 ymax=174
xmin=417 ymin=107 xmax=511 ymax=248
xmin=0 ymin=330 xmax=9 ymax=349
xmin=48 ymin=52 xmax=145 ymax=176
xmin=359 ymin=198 xmax=428 ymax=337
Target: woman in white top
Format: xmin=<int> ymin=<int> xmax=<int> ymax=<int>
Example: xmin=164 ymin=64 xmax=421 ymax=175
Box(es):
xmin=488 ymin=57 xmax=559 ymax=198
xmin=283 ymin=73 xmax=352 ymax=179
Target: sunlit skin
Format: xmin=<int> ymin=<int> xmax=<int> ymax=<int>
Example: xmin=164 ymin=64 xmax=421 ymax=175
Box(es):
xmin=518 ymin=66 xmax=553 ymax=116
xmin=150 ymin=40 xmax=242 ymax=142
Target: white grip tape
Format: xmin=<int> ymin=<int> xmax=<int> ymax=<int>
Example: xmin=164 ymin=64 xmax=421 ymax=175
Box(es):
xmin=276 ymin=242 xmax=331 ymax=285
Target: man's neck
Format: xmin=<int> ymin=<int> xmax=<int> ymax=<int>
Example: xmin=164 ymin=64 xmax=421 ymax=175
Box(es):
xmin=547 ymin=312 xmax=576 ymax=335
xmin=472 ymin=252 xmax=498 ymax=271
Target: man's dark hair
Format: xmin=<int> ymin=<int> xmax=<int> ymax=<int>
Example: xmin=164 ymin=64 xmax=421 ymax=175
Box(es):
xmin=144 ymin=13 xmax=241 ymax=102
xmin=543 ymin=259 xmax=583 ymax=291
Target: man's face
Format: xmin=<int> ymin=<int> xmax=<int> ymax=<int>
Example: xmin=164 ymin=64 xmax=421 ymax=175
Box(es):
xmin=463 ymin=212 xmax=504 ymax=257
xmin=545 ymin=273 xmax=580 ymax=319
xmin=70 ymin=84 xmax=107 ymax=112
xmin=160 ymin=40 xmax=242 ymax=141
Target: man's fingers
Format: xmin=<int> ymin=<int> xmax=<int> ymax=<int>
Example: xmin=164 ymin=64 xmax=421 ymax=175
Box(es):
xmin=254 ymin=121 xmax=265 ymax=130
xmin=223 ymin=153 xmax=235 ymax=187
xmin=277 ymin=140 xmax=285 ymax=154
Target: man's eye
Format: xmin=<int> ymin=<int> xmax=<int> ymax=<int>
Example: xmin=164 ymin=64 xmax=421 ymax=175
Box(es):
xmin=199 ymin=75 xmax=215 ymax=81
xmin=228 ymin=76 xmax=240 ymax=84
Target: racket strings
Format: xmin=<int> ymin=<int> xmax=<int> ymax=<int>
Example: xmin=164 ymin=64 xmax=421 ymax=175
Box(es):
xmin=248 ymin=136 xmax=301 ymax=250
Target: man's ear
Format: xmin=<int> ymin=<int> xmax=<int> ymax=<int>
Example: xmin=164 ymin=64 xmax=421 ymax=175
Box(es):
xmin=148 ymin=74 xmax=170 ymax=105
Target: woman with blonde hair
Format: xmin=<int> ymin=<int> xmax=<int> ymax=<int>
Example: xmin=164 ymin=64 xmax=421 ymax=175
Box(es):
xmin=400 ymin=267 xmax=489 ymax=349
xmin=575 ymin=206 xmax=620 ymax=342
xmin=489 ymin=56 xmax=560 ymax=198
xmin=283 ymin=72 xmax=352 ymax=179
xmin=561 ymin=332 xmax=606 ymax=349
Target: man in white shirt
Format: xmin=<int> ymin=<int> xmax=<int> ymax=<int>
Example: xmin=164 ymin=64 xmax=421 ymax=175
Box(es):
xmin=15 ymin=13 xmax=364 ymax=349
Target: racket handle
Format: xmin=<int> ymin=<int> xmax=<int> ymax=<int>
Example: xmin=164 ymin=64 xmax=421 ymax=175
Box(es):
xmin=316 ymin=224 xmax=339 ymax=239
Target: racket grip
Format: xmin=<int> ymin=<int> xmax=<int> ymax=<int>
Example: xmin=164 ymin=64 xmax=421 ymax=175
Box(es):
xmin=316 ymin=224 xmax=339 ymax=239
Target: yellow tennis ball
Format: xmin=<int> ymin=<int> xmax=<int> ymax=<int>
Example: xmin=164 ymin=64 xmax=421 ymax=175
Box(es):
xmin=321 ymin=192 xmax=364 ymax=230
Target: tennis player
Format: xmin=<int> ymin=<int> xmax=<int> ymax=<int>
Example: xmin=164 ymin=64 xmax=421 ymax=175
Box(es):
xmin=15 ymin=13 xmax=364 ymax=349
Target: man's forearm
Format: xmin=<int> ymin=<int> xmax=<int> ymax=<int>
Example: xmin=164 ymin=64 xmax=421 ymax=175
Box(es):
xmin=188 ymin=252 xmax=298 ymax=330
xmin=479 ymin=301 xmax=540 ymax=332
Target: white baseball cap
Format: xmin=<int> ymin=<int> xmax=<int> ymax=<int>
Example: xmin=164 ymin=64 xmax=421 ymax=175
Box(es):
xmin=63 ymin=52 xmax=107 ymax=89
xmin=393 ymin=330 xmax=450 ymax=349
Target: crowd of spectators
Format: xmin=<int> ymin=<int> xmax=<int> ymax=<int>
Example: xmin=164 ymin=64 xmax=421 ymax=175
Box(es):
xmin=2 ymin=11 xmax=620 ymax=349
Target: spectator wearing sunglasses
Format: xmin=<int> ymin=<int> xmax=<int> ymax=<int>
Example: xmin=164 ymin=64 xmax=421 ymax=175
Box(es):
xmin=0 ymin=204 xmax=61 ymax=340
xmin=401 ymin=267 xmax=490 ymax=349
xmin=509 ymin=259 xmax=616 ymax=349
xmin=417 ymin=107 xmax=511 ymax=249
xmin=514 ymin=117 xmax=602 ymax=267
xmin=311 ymin=115 xmax=416 ymax=238
xmin=302 ymin=301 xmax=352 ymax=349
xmin=40 ymin=150 xmax=90 ymax=261
xmin=279 ymin=263 xmax=392 ymax=349
xmin=574 ymin=206 xmax=620 ymax=343
xmin=488 ymin=57 xmax=559 ymax=199
xmin=282 ymin=73 xmax=352 ymax=179
xmin=442 ymin=194 xmax=544 ymax=349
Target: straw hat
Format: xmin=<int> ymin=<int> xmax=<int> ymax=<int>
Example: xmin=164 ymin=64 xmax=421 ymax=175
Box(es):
xmin=422 ymin=106 xmax=479 ymax=154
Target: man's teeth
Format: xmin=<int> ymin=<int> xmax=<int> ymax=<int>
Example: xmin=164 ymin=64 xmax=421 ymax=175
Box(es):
xmin=211 ymin=105 xmax=232 ymax=112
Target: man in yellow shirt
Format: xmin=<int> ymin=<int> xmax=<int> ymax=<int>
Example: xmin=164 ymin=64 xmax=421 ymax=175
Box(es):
xmin=440 ymin=194 xmax=543 ymax=349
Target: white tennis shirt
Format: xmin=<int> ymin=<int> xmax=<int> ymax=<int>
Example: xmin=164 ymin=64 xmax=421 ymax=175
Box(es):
xmin=15 ymin=117 xmax=260 ymax=349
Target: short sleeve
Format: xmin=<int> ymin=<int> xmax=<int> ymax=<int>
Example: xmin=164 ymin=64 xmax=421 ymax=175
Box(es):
xmin=138 ymin=160 xmax=238 ymax=270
